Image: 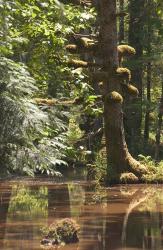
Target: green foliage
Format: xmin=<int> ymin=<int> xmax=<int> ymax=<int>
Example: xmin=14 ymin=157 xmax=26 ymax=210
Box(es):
xmin=0 ymin=0 xmax=96 ymax=96
xmin=0 ymin=0 xmax=97 ymax=177
xmin=89 ymin=150 xmax=107 ymax=183
xmin=138 ymin=155 xmax=163 ymax=183
xmin=0 ymin=57 xmax=68 ymax=176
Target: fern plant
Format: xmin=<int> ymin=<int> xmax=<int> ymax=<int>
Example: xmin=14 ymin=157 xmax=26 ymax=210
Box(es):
xmin=0 ymin=57 xmax=68 ymax=176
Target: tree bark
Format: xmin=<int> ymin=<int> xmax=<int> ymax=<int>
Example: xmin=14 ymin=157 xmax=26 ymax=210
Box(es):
xmin=144 ymin=62 xmax=152 ymax=143
xmin=144 ymin=0 xmax=152 ymax=145
xmin=119 ymin=0 xmax=125 ymax=43
xmin=99 ymin=0 xmax=147 ymax=183
xmin=127 ymin=0 xmax=145 ymax=153
xmin=155 ymin=82 xmax=163 ymax=161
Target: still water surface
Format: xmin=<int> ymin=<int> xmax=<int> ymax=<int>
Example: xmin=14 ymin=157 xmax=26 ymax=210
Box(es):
xmin=0 ymin=178 xmax=163 ymax=250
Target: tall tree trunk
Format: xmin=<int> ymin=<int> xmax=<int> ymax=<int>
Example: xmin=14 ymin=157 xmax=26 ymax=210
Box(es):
xmin=127 ymin=0 xmax=145 ymax=153
xmin=155 ymin=82 xmax=163 ymax=161
xmin=144 ymin=0 xmax=152 ymax=145
xmin=99 ymin=0 xmax=147 ymax=183
xmin=144 ymin=62 xmax=152 ymax=143
xmin=119 ymin=0 xmax=125 ymax=43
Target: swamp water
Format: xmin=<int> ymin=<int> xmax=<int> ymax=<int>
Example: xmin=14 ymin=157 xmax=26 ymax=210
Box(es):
xmin=0 ymin=178 xmax=163 ymax=250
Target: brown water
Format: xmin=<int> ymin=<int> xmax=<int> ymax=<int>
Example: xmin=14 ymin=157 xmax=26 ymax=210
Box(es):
xmin=0 ymin=178 xmax=163 ymax=250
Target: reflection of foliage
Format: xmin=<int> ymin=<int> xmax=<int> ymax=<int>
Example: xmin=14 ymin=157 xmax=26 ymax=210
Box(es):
xmin=8 ymin=185 xmax=48 ymax=217
xmin=91 ymin=192 xmax=107 ymax=206
xmin=68 ymin=183 xmax=85 ymax=217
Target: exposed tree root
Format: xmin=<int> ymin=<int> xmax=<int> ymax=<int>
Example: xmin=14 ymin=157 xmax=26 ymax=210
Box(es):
xmin=119 ymin=152 xmax=149 ymax=183
xmin=126 ymin=152 xmax=148 ymax=175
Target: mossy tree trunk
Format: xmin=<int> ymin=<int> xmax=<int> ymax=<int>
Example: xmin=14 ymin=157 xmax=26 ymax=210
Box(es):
xmin=119 ymin=0 xmax=125 ymax=43
xmin=99 ymin=0 xmax=147 ymax=183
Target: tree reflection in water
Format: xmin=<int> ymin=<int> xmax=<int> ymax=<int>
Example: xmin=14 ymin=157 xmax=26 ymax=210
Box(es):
xmin=0 ymin=181 xmax=162 ymax=250
xmin=121 ymin=186 xmax=163 ymax=250
xmin=2 ymin=184 xmax=48 ymax=250
xmin=0 ymin=182 xmax=12 ymax=249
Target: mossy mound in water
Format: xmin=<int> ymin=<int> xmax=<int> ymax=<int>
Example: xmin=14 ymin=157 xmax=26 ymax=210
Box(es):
xmin=41 ymin=218 xmax=80 ymax=247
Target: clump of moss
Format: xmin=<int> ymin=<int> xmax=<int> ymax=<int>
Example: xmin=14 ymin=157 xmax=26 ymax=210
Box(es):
xmin=68 ymin=59 xmax=97 ymax=68
xmin=118 ymin=45 xmax=136 ymax=57
xmin=120 ymin=172 xmax=139 ymax=184
xmin=116 ymin=67 xmax=131 ymax=82
xmin=41 ymin=218 xmax=80 ymax=247
xmin=68 ymin=59 xmax=88 ymax=67
xmin=106 ymin=91 xmax=123 ymax=104
xmin=66 ymin=39 xmax=96 ymax=53
xmin=80 ymin=37 xmax=95 ymax=48
xmin=149 ymin=112 xmax=155 ymax=121
xmin=123 ymin=84 xmax=139 ymax=97
xmin=66 ymin=44 xmax=78 ymax=53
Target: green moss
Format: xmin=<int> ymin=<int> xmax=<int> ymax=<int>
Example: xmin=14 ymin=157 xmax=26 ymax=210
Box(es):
xmin=66 ymin=39 xmax=96 ymax=53
xmin=68 ymin=59 xmax=88 ymax=67
xmin=123 ymin=84 xmax=139 ymax=97
xmin=41 ymin=218 xmax=80 ymax=246
xmin=118 ymin=45 xmax=136 ymax=57
xmin=106 ymin=91 xmax=123 ymax=104
xmin=116 ymin=67 xmax=131 ymax=82
xmin=66 ymin=44 xmax=78 ymax=53
xmin=149 ymin=112 xmax=155 ymax=121
xmin=80 ymin=37 xmax=95 ymax=48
